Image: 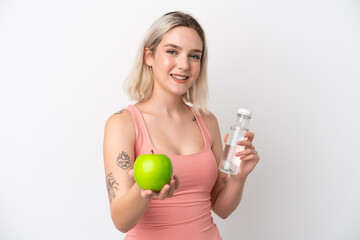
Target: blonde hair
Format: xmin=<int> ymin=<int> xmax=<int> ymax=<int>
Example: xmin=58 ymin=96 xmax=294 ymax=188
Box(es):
xmin=124 ymin=11 xmax=209 ymax=115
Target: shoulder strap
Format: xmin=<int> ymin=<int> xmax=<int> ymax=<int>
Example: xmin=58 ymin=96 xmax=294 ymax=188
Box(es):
xmin=184 ymin=104 xmax=213 ymax=146
xmin=195 ymin=112 xmax=213 ymax=147
xmin=125 ymin=105 xmax=155 ymax=156
xmin=124 ymin=105 xmax=140 ymax=140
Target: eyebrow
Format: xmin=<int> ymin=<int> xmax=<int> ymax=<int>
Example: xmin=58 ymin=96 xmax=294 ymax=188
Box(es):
xmin=163 ymin=44 xmax=202 ymax=53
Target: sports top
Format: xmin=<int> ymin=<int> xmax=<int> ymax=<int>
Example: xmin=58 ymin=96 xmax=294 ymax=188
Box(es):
xmin=124 ymin=104 xmax=222 ymax=240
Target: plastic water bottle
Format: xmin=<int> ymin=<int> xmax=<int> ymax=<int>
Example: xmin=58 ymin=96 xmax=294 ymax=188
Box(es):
xmin=219 ymin=108 xmax=252 ymax=175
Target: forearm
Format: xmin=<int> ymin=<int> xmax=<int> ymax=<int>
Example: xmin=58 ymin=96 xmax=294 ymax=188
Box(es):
xmin=110 ymin=184 xmax=152 ymax=233
xmin=212 ymin=175 xmax=247 ymax=219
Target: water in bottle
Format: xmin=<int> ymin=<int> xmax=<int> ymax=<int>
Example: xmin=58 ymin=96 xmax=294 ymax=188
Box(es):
xmin=219 ymin=108 xmax=252 ymax=175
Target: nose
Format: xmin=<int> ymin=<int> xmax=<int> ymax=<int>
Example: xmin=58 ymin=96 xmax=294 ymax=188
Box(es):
xmin=177 ymin=54 xmax=190 ymax=70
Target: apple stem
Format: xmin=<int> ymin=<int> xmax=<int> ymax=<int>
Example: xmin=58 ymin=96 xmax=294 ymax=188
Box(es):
xmin=151 ymin=149 xmax=154 ymax=154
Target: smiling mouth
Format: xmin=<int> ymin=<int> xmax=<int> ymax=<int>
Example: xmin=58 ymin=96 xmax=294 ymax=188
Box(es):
xmin=170 ymin=74 xmax=189 ymax=81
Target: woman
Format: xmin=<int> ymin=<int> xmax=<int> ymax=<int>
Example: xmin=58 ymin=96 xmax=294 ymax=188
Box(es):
xmin=103 ymin=11 xmax=260 ymax=240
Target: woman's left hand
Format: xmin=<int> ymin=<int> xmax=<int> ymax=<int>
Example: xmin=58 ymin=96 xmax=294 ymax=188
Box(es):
xmin=233 ymin=132 xmax=260 ymax=179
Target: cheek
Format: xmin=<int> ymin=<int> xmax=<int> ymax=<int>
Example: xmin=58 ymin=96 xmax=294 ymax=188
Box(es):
xmin=156 ymin=54 xmax=173 ymax=70
xmin=191 ymin=63 xmax=201 ymax=77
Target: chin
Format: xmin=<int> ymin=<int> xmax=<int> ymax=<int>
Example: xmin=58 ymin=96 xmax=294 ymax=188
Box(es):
xmin=171 ymin=88 xmax=189 ymax=96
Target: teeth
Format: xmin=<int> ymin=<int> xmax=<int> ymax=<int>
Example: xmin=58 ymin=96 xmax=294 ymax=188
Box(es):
xmin=171 ymin=74 xmax=188 ymax=80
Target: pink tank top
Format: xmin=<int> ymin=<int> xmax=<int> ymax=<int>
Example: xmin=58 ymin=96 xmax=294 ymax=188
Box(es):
xmin=124 ymin=105 xmax=222 ymax=240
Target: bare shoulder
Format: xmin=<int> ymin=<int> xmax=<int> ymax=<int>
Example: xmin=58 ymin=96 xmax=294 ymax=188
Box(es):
xmin=106 ymin=109 xmax=133 ymax=126
xmin=104 ymin=109 xmax=135 ymax=139
xmin=200 ymin=110 xmax=221 ymax=145
xmin=200 ymin=111 xmax=220 ymax=130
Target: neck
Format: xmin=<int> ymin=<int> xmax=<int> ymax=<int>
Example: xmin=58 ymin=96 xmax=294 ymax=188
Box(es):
xmin=138 ymin=89 xmax=189 ymax=116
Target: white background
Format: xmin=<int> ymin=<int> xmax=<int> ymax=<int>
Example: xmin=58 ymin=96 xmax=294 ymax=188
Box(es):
xmin=1 ymin=0 xmax=359 ymax=239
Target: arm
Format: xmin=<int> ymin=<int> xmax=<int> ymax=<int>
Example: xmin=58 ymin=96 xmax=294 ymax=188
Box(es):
xmin=103 ymin=110 xmax=152 ymax=232
xmin=203 ymin=113 xmax=259 ymax=219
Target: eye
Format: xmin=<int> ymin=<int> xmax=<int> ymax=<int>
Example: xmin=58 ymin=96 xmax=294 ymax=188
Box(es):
xmin=190 ymin=54 xmax=201 ymax=60
xmin=166 ymin=50 xmax=177 ymax=55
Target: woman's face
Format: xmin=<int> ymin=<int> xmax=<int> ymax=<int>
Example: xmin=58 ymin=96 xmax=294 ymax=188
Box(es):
xmin=146 ymin=26 xmax=203 ymax=97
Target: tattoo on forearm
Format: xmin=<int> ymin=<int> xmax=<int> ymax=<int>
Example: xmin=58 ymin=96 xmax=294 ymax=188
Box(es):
xmin=221 ymin=176 xmax=228 ymax=185
xmin=117 ymin=151 xmax=131 ymax=170
xmin=115 ymin=110 xmax=124 ymax=114
xmin=106 ymin=173 xmax=120 ymax=201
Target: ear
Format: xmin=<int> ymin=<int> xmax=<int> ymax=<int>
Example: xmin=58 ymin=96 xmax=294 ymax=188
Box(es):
xmin=144 ymin=47 xmax=154 ymax=66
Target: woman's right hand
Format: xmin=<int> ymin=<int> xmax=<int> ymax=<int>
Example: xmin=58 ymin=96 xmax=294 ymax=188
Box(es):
xmin=128 ymin=170 xmax=180 ymax=200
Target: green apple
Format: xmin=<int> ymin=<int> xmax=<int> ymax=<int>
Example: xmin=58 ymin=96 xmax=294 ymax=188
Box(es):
xmin=133 ymin=153 xmax=173 ymax=191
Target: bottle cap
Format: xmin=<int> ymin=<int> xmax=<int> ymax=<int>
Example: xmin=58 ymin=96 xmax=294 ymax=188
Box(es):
xmin=237 ymin=108 xmax=252 ymax=118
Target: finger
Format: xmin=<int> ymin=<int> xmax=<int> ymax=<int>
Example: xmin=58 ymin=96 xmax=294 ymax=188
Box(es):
xmin=243 ymin=132 xmax=255 ymax=142
xmin=224 ymin=133 xmax=229 ymax=143
xmin=235 ymin=148 xmax=253 ymax=157
xmin=167 ymin=179 xmax=176 ymax=197
xmin=158 ymin=184 xmax=170 ymax=200
xmin=141 ymin=189 xmax=154 ymax=199
xmin=240 ymin=154 xmax=255 ymax=161
xmin=240 ymin=150 xmax=259 ymax=161
xmin=237 ymin=140 xmax=255 ymax=150
xmin=174 ymin=175 xmax=180 ymax=190
xmin=128 ymin=169 xmax=134 ymax=177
